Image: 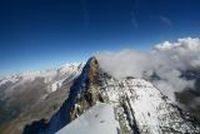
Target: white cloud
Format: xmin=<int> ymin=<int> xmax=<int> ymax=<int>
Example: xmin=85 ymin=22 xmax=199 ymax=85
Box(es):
xmin=96 ymin=37 xmax=200 ymax=102
xmin=154 ymin=37 xmax=200 ymax=70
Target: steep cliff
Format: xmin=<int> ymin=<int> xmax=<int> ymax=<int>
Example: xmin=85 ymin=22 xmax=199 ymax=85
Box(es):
xmin=23 ymin=57 xmax=200 ymax=134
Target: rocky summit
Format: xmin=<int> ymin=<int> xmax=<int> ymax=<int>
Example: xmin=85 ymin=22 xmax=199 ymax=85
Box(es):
xmin=22 ymin=57 xmax=200 ymax=134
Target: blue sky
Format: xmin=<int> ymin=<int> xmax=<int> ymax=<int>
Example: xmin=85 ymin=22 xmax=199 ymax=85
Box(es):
xmin=0 ymin=0 xmax=200 ymax=75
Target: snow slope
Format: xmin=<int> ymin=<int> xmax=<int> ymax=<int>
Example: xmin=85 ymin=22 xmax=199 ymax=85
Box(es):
xmin=56 ymin=103 xmax=120 ymax=134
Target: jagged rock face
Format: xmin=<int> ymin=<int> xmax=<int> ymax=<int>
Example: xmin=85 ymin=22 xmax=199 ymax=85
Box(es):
xmin=70 ymin=58 xmax=200 ymax=134
xmin=23 ymin=57 xmax=200 ymax=134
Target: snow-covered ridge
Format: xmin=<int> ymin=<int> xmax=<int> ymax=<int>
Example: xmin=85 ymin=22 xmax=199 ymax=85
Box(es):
xmin=0 ymin=62 xmax=84 ymax=94
xmin=56 ymin=103 xmax=120 ymax=134
xmin=22 ymin=57 xmax=200 ymax=134
xmin=1 ymin=62 xmax=82 ymax=82
xmin=57 ymin=57 xmax=200 ymax=134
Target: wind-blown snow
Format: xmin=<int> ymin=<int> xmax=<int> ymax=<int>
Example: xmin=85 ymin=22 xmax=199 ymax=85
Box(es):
xmin=96 ymin=37 xmax=200 ymax=102
xmin=56 ymin=103 xmax=120 ymax=134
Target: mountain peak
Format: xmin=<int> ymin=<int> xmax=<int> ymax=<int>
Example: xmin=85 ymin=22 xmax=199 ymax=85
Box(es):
xmin=58 ymin=57 xmax=200 ymax=133
xmin=22 ymin=57 xmax=200 ymax=134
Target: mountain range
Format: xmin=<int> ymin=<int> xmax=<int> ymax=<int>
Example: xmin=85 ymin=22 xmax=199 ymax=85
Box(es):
xmin=0 ymin=63 xmax=83 ymax=134
xmin=0 ymin=56 xmax=200 ymax=134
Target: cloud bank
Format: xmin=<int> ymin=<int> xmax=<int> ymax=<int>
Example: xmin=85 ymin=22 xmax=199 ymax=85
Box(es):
xmin=96 ymin=37 xmax=200 ymax=102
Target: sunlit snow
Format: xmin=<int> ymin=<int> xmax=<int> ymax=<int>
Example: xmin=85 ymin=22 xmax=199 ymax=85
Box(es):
xmin=56 ymin=103 xmax=120 ymax=134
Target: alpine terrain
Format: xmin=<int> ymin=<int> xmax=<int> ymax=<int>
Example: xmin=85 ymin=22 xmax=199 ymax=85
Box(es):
xmin=0 ymin=63 xmax=83 ymax=134
xmin=22 ymin=57 xmax=200 ymax=134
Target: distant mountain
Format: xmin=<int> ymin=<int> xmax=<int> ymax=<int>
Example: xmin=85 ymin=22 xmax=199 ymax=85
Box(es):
xmin=23 ymin=57 xmax=200 ymax=134
xmin=0 ymin=63 xmax=83 ymax=134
